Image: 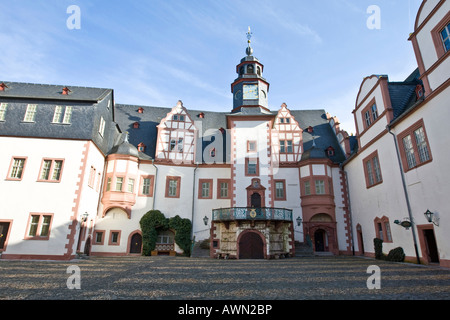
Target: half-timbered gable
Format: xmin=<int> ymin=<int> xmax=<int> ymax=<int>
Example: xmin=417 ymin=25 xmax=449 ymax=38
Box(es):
xmin=271 ymin=103 xmax=303 ymax=165
xmin=155 ymin=100 xmax=198 ymax=164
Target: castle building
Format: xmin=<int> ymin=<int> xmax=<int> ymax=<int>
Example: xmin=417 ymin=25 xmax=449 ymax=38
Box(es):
xmin=0 ymin=0 xmax=448 ymax=267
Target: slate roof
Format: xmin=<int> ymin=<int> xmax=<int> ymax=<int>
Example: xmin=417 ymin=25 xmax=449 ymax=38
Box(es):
xmin=0 ymin=81 xmax=112 ymax=102
xmin=387 ymin=68 xmax=423 ymax=121
xmin=114 ymin=104 xmax=346 ymax=164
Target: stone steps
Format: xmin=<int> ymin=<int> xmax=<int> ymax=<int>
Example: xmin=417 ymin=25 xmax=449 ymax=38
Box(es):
xmin=190 ymin=240 xmax=211 ymax=258
xmin=294 ymin=241 xmax=314 ymax=257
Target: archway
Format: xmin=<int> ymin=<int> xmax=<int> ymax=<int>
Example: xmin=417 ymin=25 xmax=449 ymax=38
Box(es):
xmin=129 ymin=233 xmax=142 ymax=254
xmin=238 ymin=230 xmax=265 ymax=259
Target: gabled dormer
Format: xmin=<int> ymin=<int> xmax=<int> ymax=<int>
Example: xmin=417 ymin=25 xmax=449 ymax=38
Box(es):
xmin=353 ymin=75 xmax=393 ymax=149
xmin=155 ymin=100 xmax=197 ymax=164
xmin=408 ymin=0 xmax=450 ymax=96
xmin=271 ymin=103 xmax=303 ymax=164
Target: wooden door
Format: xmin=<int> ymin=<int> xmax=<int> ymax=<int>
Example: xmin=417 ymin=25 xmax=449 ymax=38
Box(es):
xmin=130 ymin=233 xmax=142 ymax=254
xmin=239 ymin=232 xmax=264 ymax=259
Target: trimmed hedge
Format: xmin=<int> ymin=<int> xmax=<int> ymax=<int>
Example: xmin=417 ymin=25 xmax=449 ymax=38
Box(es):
xmin=373 ymin=238 xmax=405 ymax=262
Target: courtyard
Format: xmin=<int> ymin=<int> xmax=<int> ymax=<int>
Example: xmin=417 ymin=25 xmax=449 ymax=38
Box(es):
xmin=0 ymin=255 xmax=449 ymax=301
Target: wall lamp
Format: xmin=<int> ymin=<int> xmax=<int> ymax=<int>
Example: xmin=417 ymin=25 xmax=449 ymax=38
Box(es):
xmin=296 ymin=216 xmax=303 ymax=226
xmin=203 ymin=216 xmax=209 ymax=226
xmin=424 ymin=210 xmax=439 ymax=226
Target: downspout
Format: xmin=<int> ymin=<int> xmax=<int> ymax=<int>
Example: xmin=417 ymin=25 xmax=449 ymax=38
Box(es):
xmin=151 ymin=159 xmax=158 ymax=210
xmin=387 ymin=125 xmax=421 ymax=264
xmin=190 ymin=164 xmax=199 ymax=256
xmin=340 ymin=164 xmax=355 ymax=256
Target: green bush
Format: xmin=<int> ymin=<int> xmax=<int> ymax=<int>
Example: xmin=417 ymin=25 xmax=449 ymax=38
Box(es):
xmin=386 ymin=247 xmax=405 ymax=262
xmin=139 ymin=210 xmax=192 ymax=256
xmin=373 ymin=238 xmax=384 ymax=260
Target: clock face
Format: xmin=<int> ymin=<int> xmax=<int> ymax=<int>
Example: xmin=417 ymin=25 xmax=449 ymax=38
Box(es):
xmin=243 ymin=84 xmax=258 ymax=100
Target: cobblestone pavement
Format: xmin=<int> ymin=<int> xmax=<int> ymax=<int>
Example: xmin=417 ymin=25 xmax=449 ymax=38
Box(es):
xmin=0 ymin=255 xmax=449 ymax=300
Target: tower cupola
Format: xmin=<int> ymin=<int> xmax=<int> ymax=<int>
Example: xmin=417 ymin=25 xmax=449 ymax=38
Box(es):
xmin=231 ymin=27 xmax=270 ymax=113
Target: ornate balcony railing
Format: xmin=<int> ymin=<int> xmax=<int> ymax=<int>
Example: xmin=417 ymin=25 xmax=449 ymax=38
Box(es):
xmin=212 ymin=207 xmax=293 ymax=222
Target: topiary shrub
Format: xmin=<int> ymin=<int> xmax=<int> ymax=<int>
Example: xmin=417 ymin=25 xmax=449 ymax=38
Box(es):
xmin=386 ymin=247 xmax=405 ymax=262
xmin=139 ymin=210 xmax=169 ymax=256
xmin=139 ymin=210 xmax=192 ymax=256
xmin=373 ymin=238 xmax=384 ymax=260
xmin=169 ymin=215 xmax=192 ymax=257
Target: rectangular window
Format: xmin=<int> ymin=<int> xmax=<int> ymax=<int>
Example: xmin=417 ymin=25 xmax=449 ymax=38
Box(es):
xmin=315 ymin=180 xmax=325 ymax=194
xmin=398 ymin=119 xmax=432 ymax=172
xmin=245 ymin=158 xmax=258 ymax=176
xmin=99 ymin=116 xmax=106 ymax=137
xmin=274 ymin=180 xmax=286 ymax=200
xmin=26 ymin=214 xmax=52 ymax=239
xmin=169 ymin=180 xmax=177 ymax=197
xmin=170 ymin=139 xmax=176 ymax=151
xmin=115 ymin=177 xmax=123 ymax=191
xmin=247 ymin=141 xmax=257 ymax=152
xmin=106 ymin=177 xmax=111 ymax=191
xmin=109 ymin=231 xmax=120 ymax=245
xmin=23 ymin=104 xmax=37 ymax=122
xmin=198 ymin=179 xmax=213 ymax=199
xmin=9 ymin=158 xmax=26 ymax=180
xmin=286 ymin=140 xmax=293 ymax=153
xmin=127 ymin=178 xmax=135 ymax=193
xmin=280 ymin=141 xmax=285 ymax=153
xmin=217 ymin=179 xmax=230 ymax=199
xmin=62 ymin=106 xmax=72 ymax=124
xmin=0 ymin=103 xmax=8 ymax=121
xmin=377 ymin=223 xmax=384 ymax=241
xmin=52 ymin=106 xmax=63 ymax=123
xmin=94 ymin=231 xmax=104 ymax=245
xmin=39 ymin=159 xmax=64 ymax=182
xmin=304 ymin=181 xmax=311 ymax=196
xmin=441 ymin=22 xmax=450 ymax=52
xmin=363 ymin=151 xmax=383 ymax=188
xmin=177 ymin=138 xmax=184 ymax=152
xmin=371 ymin=104 xmax=378 ymax=122
xmin=166 ymin=176 xmax=181 ymax=198
xmin=142 ymin=178 xmax=151 ymax=195
xmin=385 ymin=222 xmax=392 ymax=242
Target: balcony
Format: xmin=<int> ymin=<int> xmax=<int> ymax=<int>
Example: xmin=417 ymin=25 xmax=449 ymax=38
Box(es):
xmin=212 ymin=207 xmax=293 ymax=222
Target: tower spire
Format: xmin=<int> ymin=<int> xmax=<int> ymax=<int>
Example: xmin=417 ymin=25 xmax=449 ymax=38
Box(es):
xmin=246 ymin=26 xmax=253 ymax=56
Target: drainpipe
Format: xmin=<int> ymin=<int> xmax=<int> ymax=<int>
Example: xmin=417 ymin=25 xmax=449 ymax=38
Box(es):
xmin=340 ymin=164 xmax=355 ymax=256
xmin=190 ymin=164 xmax=199 ymax=255
xmin=387 ymin=125 xmax=421 ymax=264
xmin=151 ymin=159 xmax=158 ymax=210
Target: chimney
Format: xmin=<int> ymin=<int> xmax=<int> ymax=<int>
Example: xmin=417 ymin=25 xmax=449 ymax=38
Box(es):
xmin=62 ymin=87 xmax=71 ymax=95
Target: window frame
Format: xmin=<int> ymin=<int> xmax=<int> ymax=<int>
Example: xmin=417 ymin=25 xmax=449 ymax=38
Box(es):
xmin=431 ymin=11 xmax=450 ymax=59
xmin=108 ymin=230 xmax=121 ymax=246
xmin=217 ymin=179 xmax=231 ymax=199
xmin=165 ymin=176 xmax=181 ymax=198
xmin=274 ymin=179 xmax=286 ymax=201
xmin=24 ymin=213 xmax=53 ymax=240
xmin=397 ymin=119 xmax=432 ymax=173
xmin=245 ymin=157 xmax=259 ymax=176
xmin=6 ymin=157 xmax=27 ymax=181
xmin=93 ymin=230 xmax=105 ymax=245
xmin=361 ymin=98 xmax=380 ymax=131
xmin=0 ymin=103 xmax=8 ymax=121
xmin=37 ymin=158 xmax=65 ymax=183
xmin=139 ymin=175 xmax=154 ymax=197
xmin=374 ymin=217 xmax=393 ymax=243
xmin=23 ymin=104 xmax=37 ymax=122
xmin=198 ymin=179 xmax=213 ymax=199
xmin=363 ymin=150 xmax=383 ymax=188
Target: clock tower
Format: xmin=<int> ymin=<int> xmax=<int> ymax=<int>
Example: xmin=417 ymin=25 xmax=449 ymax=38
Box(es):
xmin=231 ymin=27 xmax=270 ymax=113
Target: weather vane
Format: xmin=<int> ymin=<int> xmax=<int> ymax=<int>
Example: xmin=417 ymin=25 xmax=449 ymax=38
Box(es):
xmin=246 ymin=26 xmax=253 ymax=56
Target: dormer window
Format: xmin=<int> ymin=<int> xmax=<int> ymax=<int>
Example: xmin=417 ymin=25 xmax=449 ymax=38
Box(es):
xmin=326 ymin=146 xmax=335 ymax=157
xmin=138 ymin=107 xmax=144 ymax=114
xmin=138 ymin=143 xmax=146 ymax=152
xmin=210 ymin=148 xmax=216 ymax=158
xmin=173 ymin=114 xmax=185 ymax=121
xmin=0 ymin=82 xmax=8 ymax=91
xmin=415 ymin=85 xmax=424 ymax=100
xmin=198 ymin=112 xmax=205 ymax=119
xmin=133 ymin=122 xmax=140 ymax=129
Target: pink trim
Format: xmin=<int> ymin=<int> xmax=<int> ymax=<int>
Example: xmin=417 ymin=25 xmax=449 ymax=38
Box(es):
xmin=37 ymin=158 xmax=65 ymax=183
xmin=108 ymin=230 xmax=122 ymax=246
xmin=165 ymin=176 xmax=181 ymax=198
xmin=273 ymin=179 xmax=286 ymax=201
xmin=138 ymin=175 xmax=154 ymax=197
xmin=217 ymin=179 xmax=231 ymax=199
xmin=198 ymin=179 xmax=213 ymax=199
xmin=5 ymin=156 xmax=28 ymax=181
xmin=93 ymin=230 xmax=105 ymax=245
xmin=23 ymin=213 xmax=54 ymax=241
xmin=0 ymin=220 xmax=13 ymax=252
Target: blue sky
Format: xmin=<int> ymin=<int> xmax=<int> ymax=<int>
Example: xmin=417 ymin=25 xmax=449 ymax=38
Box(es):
xmin=0 ymin=0 xmax=423 ymax=134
